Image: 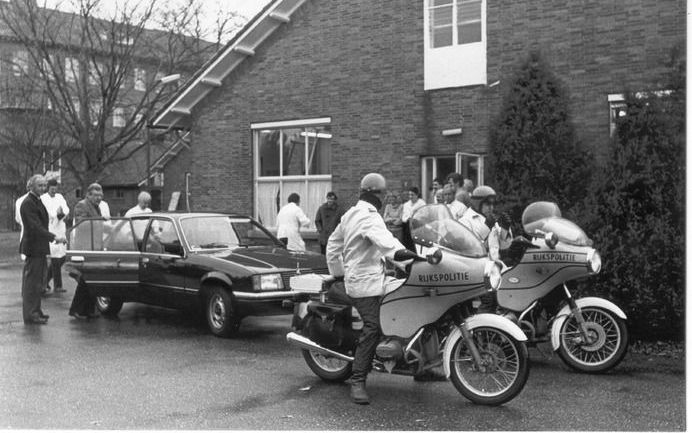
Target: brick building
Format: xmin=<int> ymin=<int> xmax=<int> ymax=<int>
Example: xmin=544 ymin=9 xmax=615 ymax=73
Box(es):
xmin=152 ymin=0 xmax=685 ymax=234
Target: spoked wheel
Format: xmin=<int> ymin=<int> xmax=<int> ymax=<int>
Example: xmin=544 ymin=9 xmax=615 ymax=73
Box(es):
xmin=557 ymin=307 xmax=628 ymax=373
xmin=449 ymin=327 xmax=529 ymax=406
xmin=205 ymin=286 xmax=241 ymax=338
xmin=301 ymin=349 xmax=352 ymax=383
xmin=95 ymin=296 xmax=124 ymax=316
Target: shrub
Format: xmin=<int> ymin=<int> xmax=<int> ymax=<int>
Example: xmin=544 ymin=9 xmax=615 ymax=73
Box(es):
xmin=488 ymin=51 xmax=591 ymax=222
xmin=583 ymin=48 xmax=685 ymax=340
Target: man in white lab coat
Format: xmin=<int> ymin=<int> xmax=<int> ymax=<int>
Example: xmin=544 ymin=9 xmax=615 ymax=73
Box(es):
xmin=40 ymin=178 xmax=69 ymax=293
xmin=276 ymin=193 xmax=310 ymax=251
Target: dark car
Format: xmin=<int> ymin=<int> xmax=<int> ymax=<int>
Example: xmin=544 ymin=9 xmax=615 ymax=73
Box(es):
xmin=65 ymin=213 xmax=328 ymax=337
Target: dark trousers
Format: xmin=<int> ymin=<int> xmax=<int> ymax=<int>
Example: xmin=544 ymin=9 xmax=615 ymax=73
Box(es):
xmin=69 ymin=281 xmax=95 ymax=316
xmin=46 ymin=256 xmax=66 ymax=289
xmin=350 ymin=296 xmax=382 ymax=383
xmin=22 ymin=256 xmax=47 ymax=321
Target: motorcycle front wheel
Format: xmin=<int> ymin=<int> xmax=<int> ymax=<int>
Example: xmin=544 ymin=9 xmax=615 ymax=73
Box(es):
xmin=301 ymin=349 xmax=352 ymax=383
xmin=449 ymin=327 xmax=529 ymax=406
xmin=557 ymin=306 xmax=628 ymax=373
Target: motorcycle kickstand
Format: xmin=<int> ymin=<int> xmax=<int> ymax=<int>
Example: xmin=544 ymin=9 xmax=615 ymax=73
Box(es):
xmin=459 ymin=324 xmax=486 ymax=372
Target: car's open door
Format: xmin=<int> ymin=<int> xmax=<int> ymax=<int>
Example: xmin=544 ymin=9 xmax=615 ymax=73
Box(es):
xmin=66 ymin=217 xmax=141 ymax=300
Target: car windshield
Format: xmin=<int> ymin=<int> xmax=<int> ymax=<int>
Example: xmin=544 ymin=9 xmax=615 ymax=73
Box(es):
xmin=408 ymin=204 xmax=487 ymax=257
xmin=181 ymin=216 xmax=282 ymax=250
xmin=522 ymin=202 xmax=592 ymax=246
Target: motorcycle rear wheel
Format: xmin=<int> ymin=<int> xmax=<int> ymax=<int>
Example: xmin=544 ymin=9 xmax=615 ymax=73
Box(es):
xmin=557 ymin=307 xmax=628 ymax=373
xmin=449 ymin=327 xmax=529 ymax=406
xmin=302 ymin=349 xmax=352 ymax=383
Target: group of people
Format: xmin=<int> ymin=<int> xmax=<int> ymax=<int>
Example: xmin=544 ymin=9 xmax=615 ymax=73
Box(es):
xmin=15 ymin=174 xmax=154 ymax=325
xmin=275 ymin=191 xmax=345 ymax=254
xmin=323 ymin=171 xmax=513 ymax=405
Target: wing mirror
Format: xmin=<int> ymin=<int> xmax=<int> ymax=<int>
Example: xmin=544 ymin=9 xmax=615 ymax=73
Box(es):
xmin=426 ymin=248 xmax=443 ymax=265
xmin=545 ymin=232 xmax=559 ymax=249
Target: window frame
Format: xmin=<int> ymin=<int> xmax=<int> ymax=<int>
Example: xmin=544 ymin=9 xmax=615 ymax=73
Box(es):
xmin=423 ymin=0 xmax=487 ymax=90
xmin=251 ymin=117 xmax=332 ymax=230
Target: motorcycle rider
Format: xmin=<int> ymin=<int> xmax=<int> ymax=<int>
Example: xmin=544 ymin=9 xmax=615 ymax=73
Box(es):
xmin=326 ymin=173 xmax=421 ymax=405
xmin=461 ymin=186 xmax=512 ymax=261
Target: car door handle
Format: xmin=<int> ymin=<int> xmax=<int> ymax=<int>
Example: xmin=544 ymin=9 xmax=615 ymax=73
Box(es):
xmin=71 ymin=256 xmax=84 ymax=263
xmin=142 ymin=257 xmax=149 ymax=264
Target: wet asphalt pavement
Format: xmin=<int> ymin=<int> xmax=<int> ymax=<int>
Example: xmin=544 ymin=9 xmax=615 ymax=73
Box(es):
xmin=0 ymin=260 xmax=685 ymax=430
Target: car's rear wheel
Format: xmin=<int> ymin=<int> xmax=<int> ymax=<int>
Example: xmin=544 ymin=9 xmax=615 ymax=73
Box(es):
xmin=95 ymin=296 xmax=124 ymax=316
xmin=205 ymin=285 xmax=240 ymax=337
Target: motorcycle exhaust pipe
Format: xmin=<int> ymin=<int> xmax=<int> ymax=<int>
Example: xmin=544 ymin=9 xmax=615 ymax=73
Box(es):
xmin=286 ymin=332 xmax=354 ymax=363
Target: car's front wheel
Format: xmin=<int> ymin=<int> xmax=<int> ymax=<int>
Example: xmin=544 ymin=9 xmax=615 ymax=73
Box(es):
xmin=95 ymin=296 xmax=124 ymax=316
xmin=205 ymin=285 xmax=240 ymax=337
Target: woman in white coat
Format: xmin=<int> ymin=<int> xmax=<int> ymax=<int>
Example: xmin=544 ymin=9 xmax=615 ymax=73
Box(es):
xmin=276 ymin=193 xmax=310 ymax=251
xmin=40 ymin=179 xmax=69 ymax=293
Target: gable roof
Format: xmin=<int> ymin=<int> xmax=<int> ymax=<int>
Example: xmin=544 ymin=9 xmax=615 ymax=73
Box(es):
xmin=150 ymin=0 xmax=308 ymax=130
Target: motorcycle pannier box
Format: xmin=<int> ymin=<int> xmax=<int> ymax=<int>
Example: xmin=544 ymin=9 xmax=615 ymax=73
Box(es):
xmin=305 ymin=302 xmax=357 ymax=349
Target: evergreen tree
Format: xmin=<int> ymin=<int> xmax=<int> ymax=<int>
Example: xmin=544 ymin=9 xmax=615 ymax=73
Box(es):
xmin=586 ymin=46 xmax=685 ymax=340
xmin=489 ymin=52 xmax=590 ymax=220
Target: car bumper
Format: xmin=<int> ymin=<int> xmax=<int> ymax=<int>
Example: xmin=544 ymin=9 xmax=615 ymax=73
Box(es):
xmin=233 ymin=290 xmax=310 ymax=316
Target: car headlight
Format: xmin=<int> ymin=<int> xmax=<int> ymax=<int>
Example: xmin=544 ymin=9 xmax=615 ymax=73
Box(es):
xmin=484 ymin=260 xmax=502 ymax=291
xmin=587 ymin=249 xmax=602 ymax=274
xmin=252 ymin=273 xmax=284 ymax=291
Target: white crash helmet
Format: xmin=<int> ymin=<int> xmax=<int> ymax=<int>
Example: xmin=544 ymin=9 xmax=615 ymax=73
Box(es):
xmin=360 ymin=173 xmax=386 ymax=193
xmin=471 ymin=185 xmax=497 ymax=210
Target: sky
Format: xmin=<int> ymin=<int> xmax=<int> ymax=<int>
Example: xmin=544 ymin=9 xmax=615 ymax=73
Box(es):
xmin=42 ymin=0 xmax=273 ymax=42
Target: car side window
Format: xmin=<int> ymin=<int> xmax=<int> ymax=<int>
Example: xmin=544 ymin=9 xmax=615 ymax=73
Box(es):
xmin=144 ymin=219 xmax=183 ymax=256
xmin=68 ymin=218 xmax=136 ymax=252
xmin=131 ymin=218 xmax=149 ymax=251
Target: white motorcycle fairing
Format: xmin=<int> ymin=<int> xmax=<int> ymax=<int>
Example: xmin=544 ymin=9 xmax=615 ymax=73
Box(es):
xmin=550 ymin=297 xmax=628 ymax=351
xmin=443 ymin=313 xmax=528 ymax=378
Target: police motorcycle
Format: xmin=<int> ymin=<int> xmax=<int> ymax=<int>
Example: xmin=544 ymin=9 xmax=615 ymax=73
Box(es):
xmin=286 ymin=204 xmax=530 ymax=406
xmin=494 ymin=201 xmax=628 ymax=373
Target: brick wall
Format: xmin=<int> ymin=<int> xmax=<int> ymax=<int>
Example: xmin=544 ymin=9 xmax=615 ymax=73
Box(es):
xmin=186 ymin=0 xmax=684 ymax=215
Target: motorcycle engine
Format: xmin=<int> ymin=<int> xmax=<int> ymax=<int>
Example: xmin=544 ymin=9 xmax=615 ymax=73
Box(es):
xmin=376 ymin=338 xmax=404 ymax=360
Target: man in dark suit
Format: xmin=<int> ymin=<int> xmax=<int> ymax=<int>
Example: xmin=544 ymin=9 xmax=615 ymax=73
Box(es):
xmin=20 ymin=174 xmax=66 ymax=325
xmin=68 ymin=183 xmax=104 ymax=319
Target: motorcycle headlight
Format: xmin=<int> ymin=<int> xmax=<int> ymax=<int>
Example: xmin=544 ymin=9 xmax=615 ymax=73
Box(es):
xmin=587 ymin=250 xmax=602 ymax=274
xmin=484 ymin=260 xmax=502 ymax=291
xmin=252 ymin=273 xmax=284 ymax=291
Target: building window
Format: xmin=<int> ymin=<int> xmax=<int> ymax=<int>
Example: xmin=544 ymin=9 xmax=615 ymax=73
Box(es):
xmin=134 ymin=67 xmax=146 ymax=91
xmin=65 ymin=57 xmax=79 ymax=83
xmin=428 ymin=0 xmax=481 ymax=48
xmin=42 ymin=54 xmax=58 ymax=81
xmin=456 ymin=152 xmax=484 ymax=188
xmin=421 ymin=155 xmax=456 ymax=203
xmin=607 ymin=91 xmax=672 ymax=137
xmin=112 ymin=107 xmax=125 ymax=127
xmin=89 ymin=100 xmax=101 ymax=126
xmin=424 ymin=0 xmax=486 ymax=90
xmin=12 ymin=50 xmax=28 ymax=76
xmin=608 ymin=94 xmax=627 ymax=138
xmin=252 ymin=118 xmax=332 ymax=230
xmin=89 ymin=62 xmax=103 ymax=86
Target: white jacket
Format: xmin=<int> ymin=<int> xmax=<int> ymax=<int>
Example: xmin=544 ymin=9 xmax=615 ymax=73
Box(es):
xmin=401 ymin=198 xmax=426 ymax=223
xmin=40 ymin=192 xmax=69 ymax=258
xmin=276 ymin=202 xmax=310 ymax=251
xmin=326 ymin=200 xmax=405 ymax=298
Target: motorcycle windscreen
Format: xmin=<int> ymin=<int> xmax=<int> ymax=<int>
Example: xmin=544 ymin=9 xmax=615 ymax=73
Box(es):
xmin=522 ymin=202 xmax=592 ymax=246
xmin=409 ymin=204 xmax=486 ymax=257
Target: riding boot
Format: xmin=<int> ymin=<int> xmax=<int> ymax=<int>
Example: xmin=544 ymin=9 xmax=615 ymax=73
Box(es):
xmin=350 ymin=381 xmax=370 ymax=405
